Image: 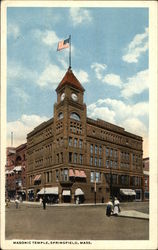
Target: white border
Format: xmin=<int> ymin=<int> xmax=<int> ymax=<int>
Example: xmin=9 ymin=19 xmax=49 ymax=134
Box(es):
xmin=1 ymin=1 xmax=157 ymax=249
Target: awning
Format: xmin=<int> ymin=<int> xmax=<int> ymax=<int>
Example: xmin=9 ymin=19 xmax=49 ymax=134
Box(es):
xmin=62 ymin=190 xmax=71 ymax=196
xmin=75 ymin=170 xmax=80 ymax=177
xmin=13 ymin=166 xmax=22 ymax=172
xmin=34 ymin=174 xmax=41 ymax=182
xmin=37 ymin=187 xmax=59 ymax=195
xmin=75 ymin=188 xmax=84 ymax=196
xmin=75 ymin=170 xmax=87 ymax=178
xmin=69 ymin=169 xmax=75 ymax=177
xmin=120 ymin=189 xmax=136 ymax=196
xmin=80 ymin=170 xmax=87 ymax=178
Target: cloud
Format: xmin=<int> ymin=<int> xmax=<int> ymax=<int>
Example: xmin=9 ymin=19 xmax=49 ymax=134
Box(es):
xmin=121 ymin=69 xmax=149 ymax=98
xmin=70 ymin=7 xmax=92 ymax=26
xmin=7 ymin=61 xmax=38 ymax=83
xmin=74 ymin=70 xmax=89 ymax=84
xmin=33 ymin=29 xmax=59 ymax=48
xmin=91 ymin=63 xmax=107 ymax=80
xmin=7 ymin=114 xmax=49 ymax=147
xmin=103 ymin=74 xmax=122 ymax=88
xmin=122 ymin=27 xmax=148 ymax=63
xmin=38 ymin=64 xmax=65 ymax=89
xmin=87 ymin=98 xmax=148 ymax=139
xmin=88 ymin=103 xmax=116 ymax=124
xmin=7 ymin=23 xmax=20 ymax=39
xmin=13 ymin=88 xmax=30 ymax=103
xmin=122 ymin=118 xmax=147 ymax=137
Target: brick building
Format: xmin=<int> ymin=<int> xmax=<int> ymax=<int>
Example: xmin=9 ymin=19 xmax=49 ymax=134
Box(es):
xmin=5 ymin=143 xmax=27 ymax=199
xmin=26 ymin=68 xmax=143 ymax=203
xmin=143 ymin=157 xmax=149 ymax=201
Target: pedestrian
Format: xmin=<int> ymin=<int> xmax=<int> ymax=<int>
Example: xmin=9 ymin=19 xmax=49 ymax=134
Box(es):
xmin=113 ymin=197 xmax=120 ymax=216
xmin=6 ymin=198 xmax=9 ymax=208
xmin=39 ymin=197 xmax=42 ymax=204
xmin=15 ymin=198 xmax=19 ymax=209
xmin=42 ymin=196 xmax=46 ymax=210
xmin=106 ymin=200 xmax=113 ymax=217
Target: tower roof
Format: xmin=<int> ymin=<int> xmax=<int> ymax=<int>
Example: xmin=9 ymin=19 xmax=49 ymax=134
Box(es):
xmin=56 ymin=67 xmax=85 ymax=92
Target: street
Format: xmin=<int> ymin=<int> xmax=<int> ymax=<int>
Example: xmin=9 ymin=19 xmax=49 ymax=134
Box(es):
xmin=5 ymin=202 xmax=149 ymax=240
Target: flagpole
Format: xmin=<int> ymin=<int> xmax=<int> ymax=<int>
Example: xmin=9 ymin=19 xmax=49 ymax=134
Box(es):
xmin=69 ymin=35 xmax=71 ymax=69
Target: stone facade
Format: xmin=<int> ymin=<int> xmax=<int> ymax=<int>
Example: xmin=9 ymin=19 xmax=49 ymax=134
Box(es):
xmin=5 ymin=143 xmax=27 ymax=199
xmin=26 ymin=68 xmax=143 ymax=203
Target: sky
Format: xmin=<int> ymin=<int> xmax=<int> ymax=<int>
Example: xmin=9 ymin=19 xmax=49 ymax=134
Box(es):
xmin=7 ymin=7 xmax=149 ymax=157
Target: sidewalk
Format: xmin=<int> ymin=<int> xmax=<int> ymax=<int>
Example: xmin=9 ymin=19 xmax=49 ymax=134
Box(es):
xmin=118 ymin=210 xmax=149 ymax=220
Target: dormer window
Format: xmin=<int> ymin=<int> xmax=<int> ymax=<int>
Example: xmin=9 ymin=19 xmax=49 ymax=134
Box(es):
xmin=70 ymin=112 xmax=80 ymax=121
xmin=58 ymin=112 xmax=64 ymax=120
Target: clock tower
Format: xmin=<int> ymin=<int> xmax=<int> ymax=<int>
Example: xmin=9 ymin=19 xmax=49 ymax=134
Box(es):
xmin=53 ymin=67 xmax=87 ymax=171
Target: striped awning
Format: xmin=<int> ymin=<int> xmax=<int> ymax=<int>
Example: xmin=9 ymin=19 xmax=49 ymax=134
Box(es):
xmin=80 ymin=170 xmax=87 ymax=178
xmin=69 ymin=169 xmax=75 ymax=177
xmin=75 ymin=170 xmax=86 ymax=178
xmin=120 ymin=189 xmax=136 ymax=196
xmin=34 ymin=174 xmax=41 ymax=182
xmin=75 ymin=170 xmax=80 ymax=177
xmin=62 ymin=190 xmax=71 ymax=196
xmin=75 ymin=188 xmax=84 ymax=196
xmin=37 ymin=187 xmax=58 ymax=195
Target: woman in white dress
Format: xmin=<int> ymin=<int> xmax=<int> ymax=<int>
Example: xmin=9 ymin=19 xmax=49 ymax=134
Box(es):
xmin=113 ymin=197 xmax=120 ymax=215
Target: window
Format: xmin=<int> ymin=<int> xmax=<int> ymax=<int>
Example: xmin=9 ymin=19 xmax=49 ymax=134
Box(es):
xmin=62 ymin=169 xmax=68 ymax=181
xmin=79 ymin=139 xmax=83 ymax=148
xmin=74 ymin=138 xmax=77 ymax=147
xmin=70 ymin=112 xmax=80 ymax=121
xmin=58 ymin=112 xmax=63 ymax=120
xmin=94 ymin=157 xmax=97 ymax=166
xmin=110 ymin=149 xmax=113 ymax=157
xmin=96 ymin=172 xmax=101 ymax=183
xmin=112 ymin=174 xmax=117 ymax=184
xmin=69 ymin=152 xmax=72 ymax=163
xmin=90 ymin=172 xmax=94 ymax=182
xmin=99 ymin=146 xmax=102 ymax=155
xmin=114 ymin=161 xmax=118 ymax=168
xmin=47 ymin=172 xmax=49 ymax=183
xmin=114 ymin=150 xmax=117 ymax=158
xmin=90 ymin=144 xmax=93 ymax=154
xmin=110 ymin=160 xmax=113 ymax=168
xmin=61 ymin=152 xmax=63 ymax=163
xmin=69 ymin=137 xmax=72 ymax=146
xmin=56 ymin=170 xmax=59 ymax=181
xmin=99 ymin=158 xmax=102 ymax=167
xmin=57 ymin=154 xmax=59 ymax=164
xmin=106 ymin=148 xmax=109 ymax=156
xmin=95 ymin=145 xmax=98 ymax=154
xmin=74 ymin=153 xmax=77 ymax=163
xmin=90 ymin=156 xmax=93 ymax=166
xmin=79 ymin=154 xmax=83 ymax=164
xmin=106 ymin=160 xmax=109 ymax=168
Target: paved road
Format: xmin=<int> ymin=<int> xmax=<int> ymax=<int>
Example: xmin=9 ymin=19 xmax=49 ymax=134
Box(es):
xmin=5 ymin=202 xmax=149 ymax=240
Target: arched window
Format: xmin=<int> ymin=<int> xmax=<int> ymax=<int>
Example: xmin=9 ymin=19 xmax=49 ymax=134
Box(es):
xmin=70 ymin=112 xmax=80 ymax=121
xmin=58 ymin=112 xmax=64 ymax=120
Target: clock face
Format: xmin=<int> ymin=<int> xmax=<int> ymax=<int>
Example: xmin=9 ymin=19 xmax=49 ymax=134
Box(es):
xmin=71 ymin=93 xmax=78 ymax=101
xmin=61 ymin=93 xmax=65 ymax=101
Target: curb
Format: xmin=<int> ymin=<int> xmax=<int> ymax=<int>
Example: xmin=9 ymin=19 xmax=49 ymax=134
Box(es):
xmin=118 ymin=214 xmax=149 ymax=220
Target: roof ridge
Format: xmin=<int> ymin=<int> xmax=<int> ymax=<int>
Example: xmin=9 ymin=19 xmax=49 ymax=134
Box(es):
xmin=56 ymin=68 xmax=85 ymax=92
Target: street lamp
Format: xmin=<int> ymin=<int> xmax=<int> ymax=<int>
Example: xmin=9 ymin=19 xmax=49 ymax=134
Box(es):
xmin=107 ymin=156 xmax=113 ymax=201
xmin=94 ymin=180 xmax=96 ymax=204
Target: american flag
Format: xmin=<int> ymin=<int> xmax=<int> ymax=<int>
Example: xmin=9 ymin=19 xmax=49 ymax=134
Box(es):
xmin=57 ymin=38 xmax=70 ymax=51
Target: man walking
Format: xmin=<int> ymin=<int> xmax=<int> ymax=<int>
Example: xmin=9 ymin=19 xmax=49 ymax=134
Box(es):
xmin=42 ymin=196 xmax=46 ymax=210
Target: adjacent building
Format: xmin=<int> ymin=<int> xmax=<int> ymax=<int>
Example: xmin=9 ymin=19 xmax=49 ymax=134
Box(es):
xmin=143 ymin=157 xmax=149 ymax=201
xmin=5 ymin=143 xmax=27 ymax=199
xmin=26 ymin=68 xmax=143 ymax=203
